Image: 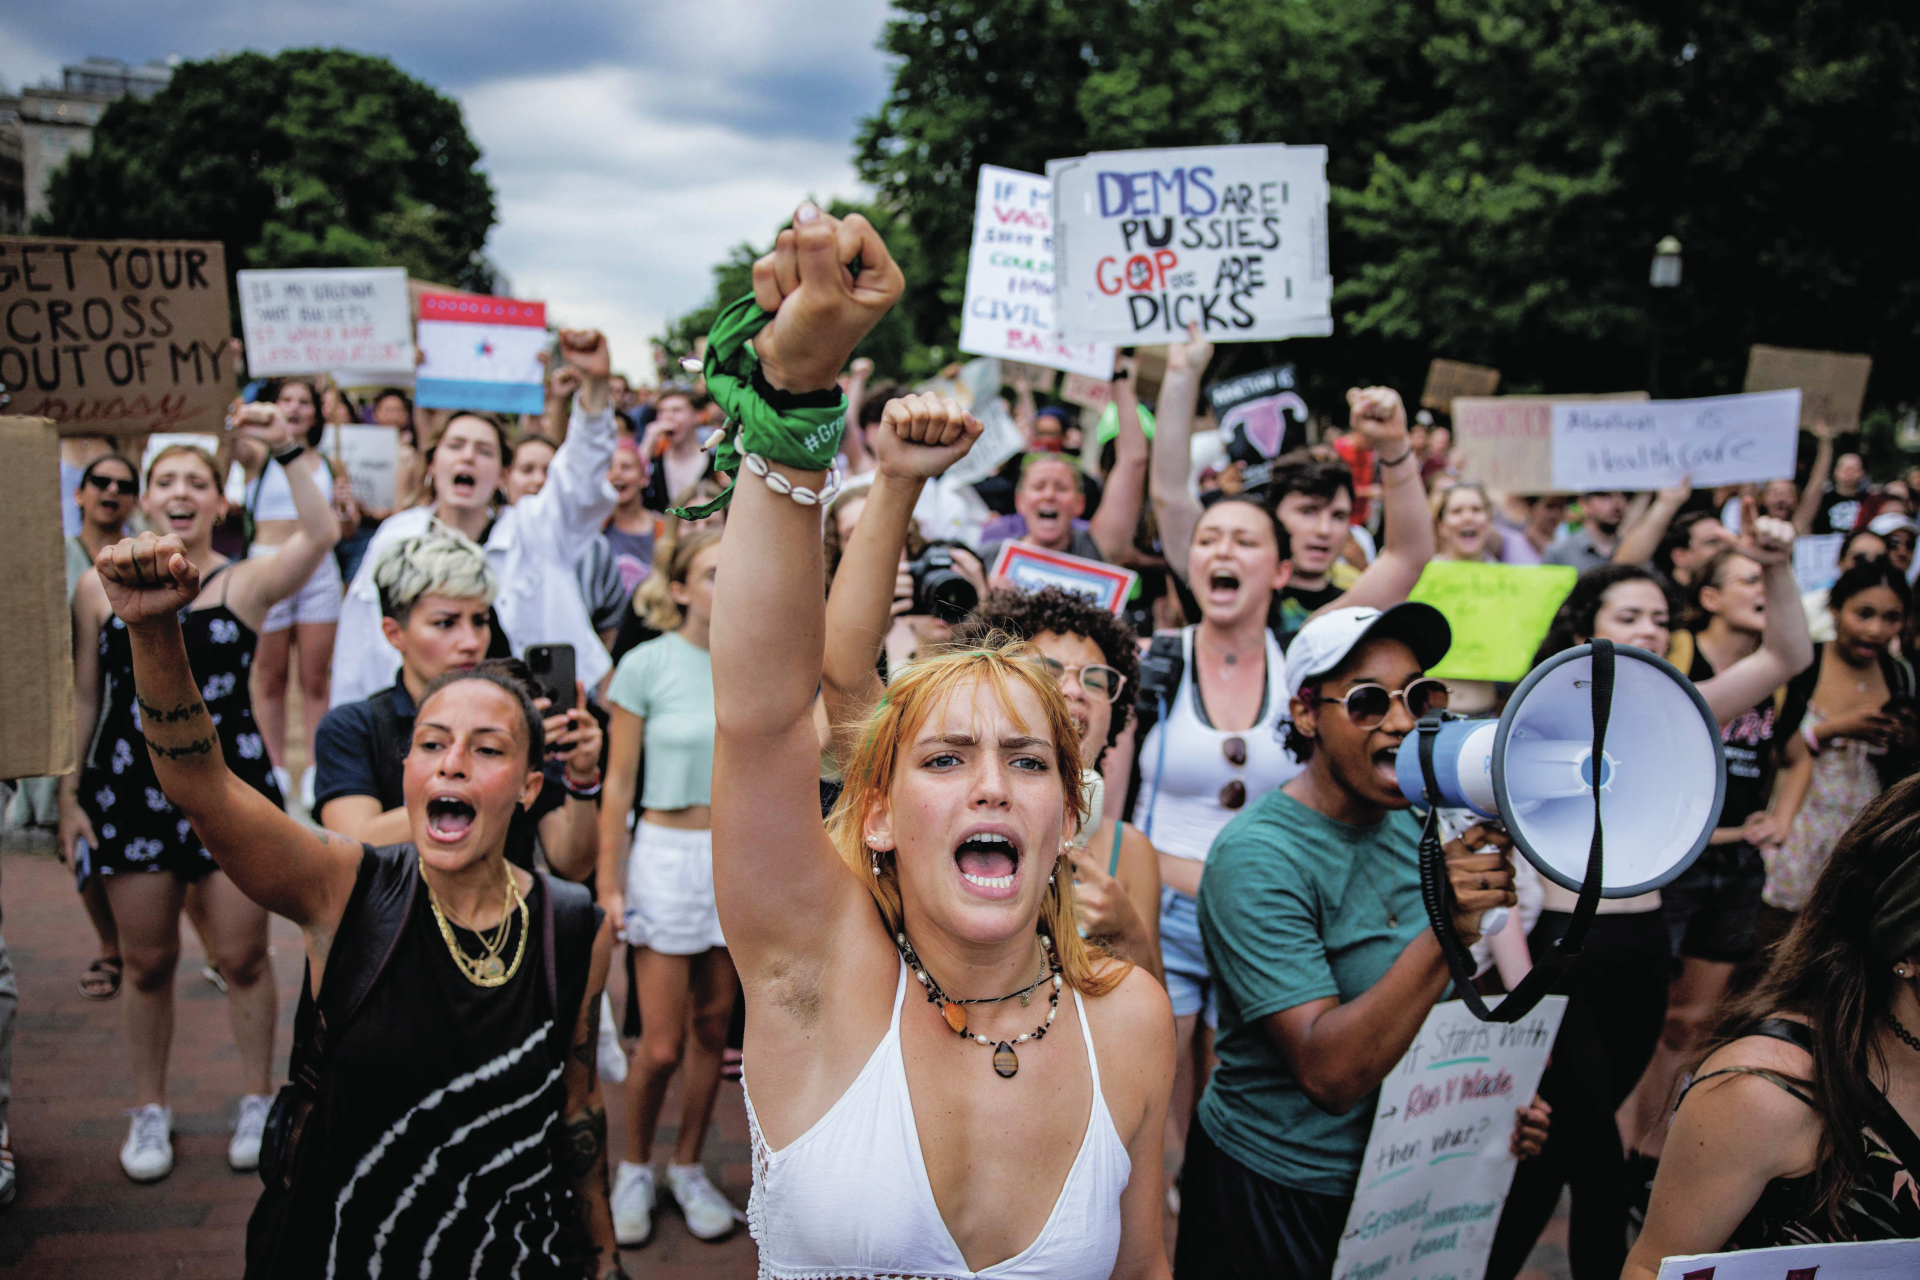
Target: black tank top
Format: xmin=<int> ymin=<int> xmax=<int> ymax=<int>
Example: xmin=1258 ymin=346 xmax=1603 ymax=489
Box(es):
xmin=260 ymin=848 xmax=600 ymax=1278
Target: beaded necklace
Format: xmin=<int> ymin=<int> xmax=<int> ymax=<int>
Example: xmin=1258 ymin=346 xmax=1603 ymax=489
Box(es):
xmin=895 ymin=931 xmax=1063 ymax=1079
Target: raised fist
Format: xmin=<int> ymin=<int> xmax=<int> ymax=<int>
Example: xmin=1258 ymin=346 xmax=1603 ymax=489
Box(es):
xmin=555 ymin=329 xmax=611 ymax=382
xmin=97 ymin=532 xmax=201 ymax=627
xmin=1346 ymin=386 xmax=1409 ymax=451
xmin=874 ymin=393 xmax=983 ymax=481
xmin=750 ymin=202 xmax=904 ymax=394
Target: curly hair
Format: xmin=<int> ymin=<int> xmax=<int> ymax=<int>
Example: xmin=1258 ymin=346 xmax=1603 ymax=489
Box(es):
xmin=956 ymin=587 xmax=1140 ymax=753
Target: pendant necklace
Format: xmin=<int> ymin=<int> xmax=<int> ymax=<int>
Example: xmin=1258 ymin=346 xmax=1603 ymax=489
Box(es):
xmin=1352 ymin=859 xmax=1400 ymax=929
xmin=427 ymin=867 xmax=529 ymax=987
xmin=896 ymin=931 xmax=1062 ymax=1078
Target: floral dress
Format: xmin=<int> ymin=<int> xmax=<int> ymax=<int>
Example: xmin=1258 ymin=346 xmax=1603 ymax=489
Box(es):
xmin=78 ymin=563 xmax=283 ymax=880
xmin=1763 ymin=705 xmax=1885 ymax=912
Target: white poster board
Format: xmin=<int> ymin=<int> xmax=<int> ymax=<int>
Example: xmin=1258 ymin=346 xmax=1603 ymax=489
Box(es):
xmin=958 ymin=166 xmax=1115 ymax=378
xmin=1050 ymin=143 xmax=1332 ymax=345
xmin=1793 ymin=532 xmax=1846 ymax=596
xmin=1655 ymin=1238 xmax=1920 ymax=1280
xmin=319 ymin=424 xmax=403 ymax=511
xmin=1550 ymin=390 xmax=1801 ymax=492
xmin=237 ymin=267 xmax=413 ymax=377
xmin=1331 ymin=997 xmax=1567 ymax=1280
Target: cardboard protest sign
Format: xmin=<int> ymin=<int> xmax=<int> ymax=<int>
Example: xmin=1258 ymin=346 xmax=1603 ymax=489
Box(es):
xmin=1000 ymin=360 xmax=1059 ymax=394
xmin=1743 ymin=344 xmax=1873 ymax=433
xmin=1331 ymin=997 xmax=1567 ymax=1280
xmin=1060 ymin=373 xmax=1112 ymax=412
xmin=238 ymin=267 xmax=413 ymax=377
xmin=1452 ymin=393 xmax=1650 ymax=493
xmin=1050 ymin=144 xmax=1333 ymax=345
xmin=1408 ymin=562 xmax=1578 ymax=683
xmin=1421 ymin=359 xmax=1501 ymax=415
xmin=414 ymin=292 xmax=547 ymax=414
xmin=0 ymin=416 xmax=76 ymax=777
xmin=320 ymin=424 xmax=403 ymax=510
xmin=989 ymin=542 xmax=1137 ymax=614
xmin=0 ymin=237 xmax=233 ymax=438
xmin=959 ymin=166 xmax=1116 ymax=378
xmin=1207 ymin=363 xmax=1309 ymax=467
xmin=1551 ymin=390 xmax=1801 ymax=492
xmin=1654 ymin=1238 xmax=1920 ymax=1280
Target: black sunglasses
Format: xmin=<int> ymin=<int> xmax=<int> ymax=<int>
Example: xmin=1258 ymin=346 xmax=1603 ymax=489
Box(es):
xmin=86 ymin=472 xmax=137 ymax=497
xmin=1311 ymin=678 xmax=1450 ymax=730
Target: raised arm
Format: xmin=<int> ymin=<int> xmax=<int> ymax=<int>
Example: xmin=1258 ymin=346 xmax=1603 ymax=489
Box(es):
xmin=94 ymin=533 xmax=362 ymax=932
xmin=821 ymin=394 xmax=983 ymax=730
xmin=1697 ymin=510 xmax=1816 ymax=723
xmin=1792 ymin=420 xmax=1834 ymax=535
xmin=520 ymin=330 xmax=619 ymax=555
xmin=1328 ymin=387 xmax=1433 ymax=615
xmin=1149 ymin=324 xmax=1214 ymax=583
xmin=1612 ymin=479 xmax=1690 ymax=567
xmin=839 ymin=356 xmax=876 ymax=476
xmin=225 ymin=405 xmax=341 ymax=631
xmin=1089 ymin=359 xmax=1148 ymax=562
xmin=711 ymin=203 xmax=903 ymax=970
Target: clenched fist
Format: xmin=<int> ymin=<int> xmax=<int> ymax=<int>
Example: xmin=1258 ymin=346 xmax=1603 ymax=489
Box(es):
xmin=750 ymin=202 xmax=904 ymax=394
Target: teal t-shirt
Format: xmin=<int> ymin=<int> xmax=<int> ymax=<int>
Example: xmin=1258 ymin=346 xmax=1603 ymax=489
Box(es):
xmin=606 ymin=631 xmax=715 ymax=810
xmin=1196 ymin=788 xmax=1429 ymax=1196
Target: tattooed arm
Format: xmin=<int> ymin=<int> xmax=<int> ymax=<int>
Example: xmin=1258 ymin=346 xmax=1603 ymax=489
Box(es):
xmin=560 ymin=914 xmax=621 ymax=1278
xmin=93 ymin=533 xmax=362 ymax=936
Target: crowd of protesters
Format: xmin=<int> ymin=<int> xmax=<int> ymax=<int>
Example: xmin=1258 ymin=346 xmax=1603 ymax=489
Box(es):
xmin=1 ymin=200 xmax=1917 ymax=1280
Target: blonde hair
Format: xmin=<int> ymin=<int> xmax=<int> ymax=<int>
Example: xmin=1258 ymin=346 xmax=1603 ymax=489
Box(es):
xmin=144 ymin=442 xmax=221 ymax=488
xmin=635 ymin=528 xmax=724 ymax=632
xmin=373 ymin=523 xmax=498 ymax=621
xmin=826 ymin=632 xmax=1126 ymax=999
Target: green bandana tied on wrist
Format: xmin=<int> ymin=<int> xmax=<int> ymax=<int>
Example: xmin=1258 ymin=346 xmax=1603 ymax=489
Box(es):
xmin=668 ymin=293 xmax=848 ymax=520
xmin=1870 ymin=846 xmax=1920 ymax=964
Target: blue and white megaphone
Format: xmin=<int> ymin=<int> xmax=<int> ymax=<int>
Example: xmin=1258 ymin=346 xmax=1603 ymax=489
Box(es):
xmin=1396 ymin=641 xmax=1726 ymax=1020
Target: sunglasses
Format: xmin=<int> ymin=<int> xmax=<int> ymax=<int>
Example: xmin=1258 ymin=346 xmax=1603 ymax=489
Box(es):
xmin=1032 ymin=657 xmax=1127 ymax=702
xmin=86 ymin=473 xmax=137 ymax=497
xmin=1311 ymin=678 xmax=1450 ymax=730
xmin=1219 ymin=736 xmax=1248 ymax=809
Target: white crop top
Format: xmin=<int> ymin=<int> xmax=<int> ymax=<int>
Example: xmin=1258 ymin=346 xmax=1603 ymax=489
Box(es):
xmin=1136 ymin=626 xmax=1301 ymax=862
xmin=225 ymin=455 xmax=333 ymax=523
xmin=744 ymin=962 xmax=1130 ymax=1280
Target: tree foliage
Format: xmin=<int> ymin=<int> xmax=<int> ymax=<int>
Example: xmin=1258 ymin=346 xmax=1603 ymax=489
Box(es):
xmin=853 ymin=0 xmax=1920 ymax=434
xmin=36 ymin=49 xmax=499 ymax=292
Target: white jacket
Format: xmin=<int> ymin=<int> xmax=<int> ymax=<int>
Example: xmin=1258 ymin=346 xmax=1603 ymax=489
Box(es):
xmin=330 ymin=402 xmax=620 ymax=708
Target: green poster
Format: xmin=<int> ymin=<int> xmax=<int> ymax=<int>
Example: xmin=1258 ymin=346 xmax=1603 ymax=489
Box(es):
xmin=1407 ymin=562 xmax=1578 ymax=683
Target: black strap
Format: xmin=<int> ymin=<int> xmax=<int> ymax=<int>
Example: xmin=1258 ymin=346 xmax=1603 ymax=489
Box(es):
xmin=1416 ymin=639 xmax=1615 ymax=1022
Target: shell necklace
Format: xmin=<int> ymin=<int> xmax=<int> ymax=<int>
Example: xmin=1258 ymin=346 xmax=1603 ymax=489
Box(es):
xmin=895 ymin=931 xmax=1062 ymax=1078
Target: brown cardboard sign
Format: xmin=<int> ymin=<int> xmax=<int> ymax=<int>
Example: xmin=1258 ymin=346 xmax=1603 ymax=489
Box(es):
xmin=1000 ymin=361 xmax=1060 ymax=394
xmin=1452 ymin=393 xmax=1650 ymax=493
xmin=1422 ymin=359 xmax=1502 ymax=414
xmin=0 ymin=416 xmax=75 ymax=778
xmin=1743 ymin=344 xmax=1872 ymax=433
xmin=1060 ymin=372 xmax=1113 ymax=411
xmin=0 ymin=237 xmax=235 ymax=438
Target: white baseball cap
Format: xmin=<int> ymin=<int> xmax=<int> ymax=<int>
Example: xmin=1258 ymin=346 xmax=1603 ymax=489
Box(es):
xmin=1287 ymin=603 xmax=1453 ymax=691
xmin=1868 ymin=511 xmax=1919 ymax=537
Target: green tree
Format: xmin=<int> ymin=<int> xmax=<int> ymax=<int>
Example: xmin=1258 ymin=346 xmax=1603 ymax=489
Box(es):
xmin=36 ymin=49 xmax=498 ymax=291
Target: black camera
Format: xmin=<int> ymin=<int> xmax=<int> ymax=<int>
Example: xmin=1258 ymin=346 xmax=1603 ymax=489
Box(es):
xmin=1135 ymin=631 xmax=1185 ymax=714
xmin=908 ymin=546 xmax=978 ymax=624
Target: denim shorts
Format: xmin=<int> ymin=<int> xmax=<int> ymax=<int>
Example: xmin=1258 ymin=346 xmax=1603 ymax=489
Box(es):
xmin=1661 ymin=842 xmax=1764 ymax=965
xmin=1159 ymin=887 xmax=1215 ymax=1021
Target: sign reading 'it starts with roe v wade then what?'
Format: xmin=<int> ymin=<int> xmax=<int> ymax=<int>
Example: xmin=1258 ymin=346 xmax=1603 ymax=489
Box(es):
xmin=1550 ymin=390 xmax=1802 ymax=492
xmin=1049 ymin=144 xmax=1332 ymax=345
xmin=957 ymin=165 xmax=1115 ymax=379
xmin=1332 ymin=996 xmax=1567 ymax=1280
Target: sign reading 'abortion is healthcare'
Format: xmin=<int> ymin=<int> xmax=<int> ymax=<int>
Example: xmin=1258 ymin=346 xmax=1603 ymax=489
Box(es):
xmin=1050 ymin=144 xmax=1332 ymax=345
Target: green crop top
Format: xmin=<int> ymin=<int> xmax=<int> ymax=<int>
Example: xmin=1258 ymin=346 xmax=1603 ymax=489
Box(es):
xmin=607 ymin=632 xmax=715 ymax=811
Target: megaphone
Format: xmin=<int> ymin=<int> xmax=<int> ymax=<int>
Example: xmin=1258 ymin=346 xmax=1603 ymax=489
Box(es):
xmin=1395 ymin=641 xmax=1726 ymax=1021
xmin=1396 ymin=642 xmax=1726 ymax=896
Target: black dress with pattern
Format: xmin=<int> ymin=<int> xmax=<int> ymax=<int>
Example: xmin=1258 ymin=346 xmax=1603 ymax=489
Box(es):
xmin=78 ymin=564 xmax=284 ymax=880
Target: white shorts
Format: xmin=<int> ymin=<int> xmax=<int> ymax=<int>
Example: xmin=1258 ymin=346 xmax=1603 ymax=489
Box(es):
xmin=623 ymin=821 xmax=726 ymax=956
xmin=250 ymin=543 xmax=344 ymax=633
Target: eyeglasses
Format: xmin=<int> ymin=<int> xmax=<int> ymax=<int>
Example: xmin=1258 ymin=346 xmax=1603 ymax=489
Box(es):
xmin=85 ymin=473 xmax=137 ymax=497
xmin=1032 ymin=657 xmax=1127 ymax=703
xmin=1310 ymin=678 xmax=1450 ymax=729
xmin=1219 ymin=736 xmax=1247 ymax=809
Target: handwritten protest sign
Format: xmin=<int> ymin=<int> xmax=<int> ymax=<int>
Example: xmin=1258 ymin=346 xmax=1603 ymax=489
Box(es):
xmin=989 ymin=543 xmax=1137 ymax=614
xmin=959 ymin=166 xmax=1115 ymax=378
xmin=415 ymin=293 xmax=547 ymax=414
xmin=1408 ymin=563 xmax=1577 ymax=683
xmin=1655 ymin=1238 xmax=1920 ymax=1280
xmin=1332 ymin=997 xmax=1566 ymax=1280
xmin=1421 ymin=360 xmax=1501 ymax=415
xmin=1452 ymin=394 xmax=1649 ymax=493
xmin=1208 ymin=363 xmax=1309 ymax=465
xmin=1060 ymin=373 xmax=1112 ymax=412
xmin=1050 ymin=144 xmax=1332 ymax=344
xmin=1743 ymin=344 xmax=1872 ymax=433
xmin=1000 ymin=360 xmax=1059 ymax=393
xmin=1792 ymin=532 xmax=1846 ymax=596
xmin=238 ymin=267 xmax=413 ymax=377
xmin=320 ymin=424 xmax=403 ymax=510
xmin=0 ymin=237 xmax=233 ymax=437
xmin=1551 ymin=390 xmax=1801 ymax=492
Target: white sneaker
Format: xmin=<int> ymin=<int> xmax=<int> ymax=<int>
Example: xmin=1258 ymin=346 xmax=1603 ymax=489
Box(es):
xmin=666 ymin=1162 xmax=738 ymax=1241
xmin=597 ymin=995 xmax=627 ymax=1086
xmin=298 ymin=765 xmax=316 ymax=815
xmin=611 ymin=1161 xmax=654 ymax=1247
xmin=120 ymin=1104 xmax=173 ymax=1183
xmin=229 ymin=1094 xmax=273 ymax=1171
xmin=271 ymin=766 xmax=293 ymax=805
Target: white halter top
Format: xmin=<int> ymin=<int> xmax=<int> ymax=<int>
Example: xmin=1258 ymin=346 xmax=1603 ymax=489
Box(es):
xmin=744 ymin=960 xmax=1131 ymax=1279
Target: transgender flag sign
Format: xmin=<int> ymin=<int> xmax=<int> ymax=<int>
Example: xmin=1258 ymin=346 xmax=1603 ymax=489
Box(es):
xmin=415 ymin=293 xmax=548 ymax=414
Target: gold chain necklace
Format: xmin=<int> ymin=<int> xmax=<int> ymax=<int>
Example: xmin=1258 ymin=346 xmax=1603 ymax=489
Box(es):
xmin=426 ymin=868 xmax=529 ymax=987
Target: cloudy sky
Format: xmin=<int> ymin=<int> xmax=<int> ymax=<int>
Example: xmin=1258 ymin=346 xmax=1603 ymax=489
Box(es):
xmin=5 ymin=1 xmax=895 ymax=378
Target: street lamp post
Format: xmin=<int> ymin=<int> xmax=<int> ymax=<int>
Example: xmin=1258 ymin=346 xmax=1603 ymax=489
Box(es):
xmin=1648 ymin=235 xmax=1682 ymax=397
